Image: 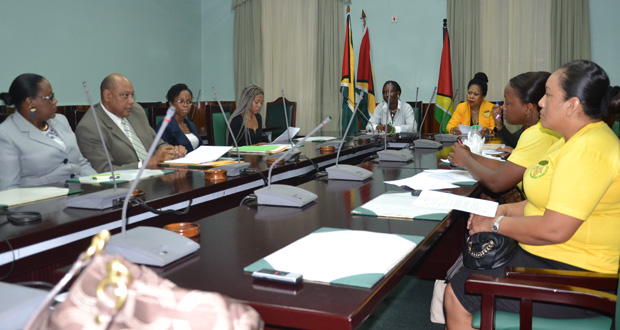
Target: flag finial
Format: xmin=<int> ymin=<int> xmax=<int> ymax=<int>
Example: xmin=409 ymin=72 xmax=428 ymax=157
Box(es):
xmin=361 ymin=10 xmax=366 ymax=27
xmin=347 ymin=5 xmax=350 ymax=13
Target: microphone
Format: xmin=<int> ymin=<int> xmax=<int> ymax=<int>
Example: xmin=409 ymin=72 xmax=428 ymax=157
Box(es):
xmin=211 ymin=87 xmax=250 ymax=176
xmin=64 ymin=82 xmax=129 ymax=210
xmin=105 ymin=106 xmax=199 ymax=267
xmin=435 ymin=89 xmax=460 ymax=143
xmin=280 ymin=89 xmax=294 ymax=147
xmin=266 ymin=89 xmax=301 ymax=162
xmin=254 ymin=117 xmax=331 ymax=207
xmin=376 ymin=90 xmax=414 ymax=162
xmin=412 ymin=87 xmax=443 ymax=149
xmin=326 ymin=92 xmax=372 ymax=181
xmin=190 ymin=89 xmax=201 ymax=121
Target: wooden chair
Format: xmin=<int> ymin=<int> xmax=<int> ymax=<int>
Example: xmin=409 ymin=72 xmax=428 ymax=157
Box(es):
xmin=205 ymin=101 xmax=235 ymax=146
xmin=265 ymin=97 xmax=296 ymax=138
xmin=465 ymin=267 xmax=618 ymax=330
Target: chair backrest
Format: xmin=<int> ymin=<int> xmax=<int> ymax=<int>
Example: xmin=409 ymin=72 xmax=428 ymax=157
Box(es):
xmin=151 ymin=107 xmax=169 ymax=129
xmin=265 ymin=97 xmax=296 ymax=138
xmin=212 ymin=111 xmax=231 ymax=146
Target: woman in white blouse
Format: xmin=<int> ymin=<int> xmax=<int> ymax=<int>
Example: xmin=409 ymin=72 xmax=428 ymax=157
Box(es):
xmin=366 ymin=80 xmax=417 ymax=133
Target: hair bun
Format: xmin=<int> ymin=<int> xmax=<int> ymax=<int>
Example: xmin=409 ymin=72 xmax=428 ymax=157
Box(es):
xmin=0 ymin=92 xmax=13 ymax=106
xmin=473 ymin=72 xmax=488 ymax=83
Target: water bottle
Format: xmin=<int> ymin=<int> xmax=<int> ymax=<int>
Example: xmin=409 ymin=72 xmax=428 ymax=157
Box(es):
xmin=467 ymin=125 xmax=483 ymax=154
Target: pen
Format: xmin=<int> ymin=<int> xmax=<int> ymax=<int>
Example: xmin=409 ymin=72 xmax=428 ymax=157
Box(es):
xmin=495 ymin=100 xmax=501 ymax=119
xmin=457 ymin=137 xmax=463 ymax=146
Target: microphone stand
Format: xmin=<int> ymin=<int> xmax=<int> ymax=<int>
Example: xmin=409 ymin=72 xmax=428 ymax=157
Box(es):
xmin=412 ymin=87 xmax=443 ymax=149
xmin=254 ymin=117 xmax=332 ymax=207
xmin=190 ymin=89 xmax=201 ymax=122
xmin=64 ymin=82 xmax=129 ymax=210
xmin=267 ymin=89 xmax=300 ymax=162
xmin=105 ymin=107 xmax=199 ymax=267
xmin=326 ymin=92 xmax=373 ymax=181
xmin=375 ymin=91 xmax=413 ymax=162
xmin=211 ymin=87 xmax=250 ymax=176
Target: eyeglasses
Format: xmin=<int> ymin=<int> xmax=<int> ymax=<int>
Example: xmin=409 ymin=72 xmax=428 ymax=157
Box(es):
xmin=34 ymin=93 xmax=55 ymax=101
xmin=175 ymin=99 xmax=193 ymax=105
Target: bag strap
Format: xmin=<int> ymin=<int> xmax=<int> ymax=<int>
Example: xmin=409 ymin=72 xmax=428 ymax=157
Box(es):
xmin=23 ymin=230 xmax=111 ymax=329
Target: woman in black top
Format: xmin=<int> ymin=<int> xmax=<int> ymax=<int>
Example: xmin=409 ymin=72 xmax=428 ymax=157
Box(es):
xmin=227 ymin=85 xmax=268 ymax=146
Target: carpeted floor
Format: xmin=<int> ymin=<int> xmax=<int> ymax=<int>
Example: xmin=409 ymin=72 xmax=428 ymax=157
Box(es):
xmin=359 ymin=276 xmax=446 ymax=329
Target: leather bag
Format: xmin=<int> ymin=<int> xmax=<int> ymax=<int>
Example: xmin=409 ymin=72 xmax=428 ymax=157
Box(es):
xmin=24 ymin=231 xmax=263 ymax=330
xmin=462 ymin=232 xmax=517 ymax=270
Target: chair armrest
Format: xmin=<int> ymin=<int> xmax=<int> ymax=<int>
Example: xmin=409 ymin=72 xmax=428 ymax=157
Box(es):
xmin=466 ymin=274 xmax=616 ymax=315
xmin=505 ymin=267 xmax=618 ymax=291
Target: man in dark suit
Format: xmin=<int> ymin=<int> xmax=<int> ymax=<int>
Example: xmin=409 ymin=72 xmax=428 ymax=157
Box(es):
xmin=76 ymin=73 xmax=186 ymax=172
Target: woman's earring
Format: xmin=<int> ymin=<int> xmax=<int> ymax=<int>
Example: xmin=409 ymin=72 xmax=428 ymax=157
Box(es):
xmin=30 ymin=106 xmax=36 ymax=122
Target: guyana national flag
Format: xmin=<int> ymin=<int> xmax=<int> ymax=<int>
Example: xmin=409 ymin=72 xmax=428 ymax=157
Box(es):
xmin=340 ymin=9 xmax=356 ymax=134
xmin=355 ymin=25 xmax=375 ymax=131
xmin=434 ymin=28 xmax=454 ymax=133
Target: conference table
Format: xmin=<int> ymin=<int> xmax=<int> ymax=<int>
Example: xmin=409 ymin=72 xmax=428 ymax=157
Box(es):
xmin=0 ymin=135 xmax=487 ymax=329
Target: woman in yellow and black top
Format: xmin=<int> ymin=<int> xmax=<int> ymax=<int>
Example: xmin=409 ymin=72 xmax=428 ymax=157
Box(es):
xmin=447 ymin=72 xmax=495 ymax=135
xmin=444 ymin=60 xmax=620 ymax=329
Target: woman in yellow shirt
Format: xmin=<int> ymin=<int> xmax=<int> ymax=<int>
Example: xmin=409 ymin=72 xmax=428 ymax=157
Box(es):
xmin=447 ymin=72 xmax=495 ymax=135
xmin=448 ymin=71 xmax=560 ymax=194
xmin=445 ymin=60 xmax=620 ymax=329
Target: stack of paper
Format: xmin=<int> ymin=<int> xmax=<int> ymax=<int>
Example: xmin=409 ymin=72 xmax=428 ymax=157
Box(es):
xmin=385 ymin=169 xmax=477 ymax=190
xmin=244 ymin=227 xmax=423 ymax=289
xmin=233 ymin=145 xmax=289 ymax=154
xmin=0 ymin=187 xmax=70 ymax=207
xmin=164 ymin=146 xmax=232 ymax=165
xmin=352 ymin=192 xmax=451 ymax=220
xmin=74 ymin=169 xmax=166 ymax=185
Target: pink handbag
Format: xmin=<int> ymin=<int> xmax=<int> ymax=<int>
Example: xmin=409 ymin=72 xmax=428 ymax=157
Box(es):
xmin=24 ymin=230 xmax=263 ymax=330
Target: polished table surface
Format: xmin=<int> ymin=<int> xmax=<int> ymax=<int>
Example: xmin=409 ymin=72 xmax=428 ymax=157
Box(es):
xmin=160 ymin=155 xmax=479 ymax=329
xmin=0 ymin=140 xmax=383 ymax=281
xmin=1 ymin=136 xmax=484 ymax=329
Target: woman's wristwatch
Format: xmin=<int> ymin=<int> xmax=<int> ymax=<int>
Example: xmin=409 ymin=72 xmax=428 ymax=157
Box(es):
xmin=492 ymin=215 xmax=505 ymax=234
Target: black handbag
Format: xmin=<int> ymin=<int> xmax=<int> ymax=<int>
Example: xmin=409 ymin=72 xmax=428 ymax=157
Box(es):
xmin=462 ymin=232 xmax=517 ymax=270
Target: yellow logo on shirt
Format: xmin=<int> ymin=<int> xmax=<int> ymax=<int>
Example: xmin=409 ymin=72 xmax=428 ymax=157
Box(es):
xmin=483 ymin=111 xmax=490 ymax=118
xmin=529 ymin=160 xmax=549 ymax=179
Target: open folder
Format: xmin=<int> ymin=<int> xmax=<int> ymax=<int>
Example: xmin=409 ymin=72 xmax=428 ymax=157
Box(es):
xmin=244 ymin=227 xmax=423 ymax=289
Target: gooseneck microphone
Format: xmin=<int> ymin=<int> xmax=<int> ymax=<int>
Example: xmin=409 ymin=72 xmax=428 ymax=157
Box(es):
xmin=105 ymin=106 xmax=199 ymax=267
xmin=326 ymin=92 xmax=373 ymax=181
xmin=254 ymin=117 xmax=332 ymax=207
xmin=64 ymin=82 xmax=129 ymax=209
xmin=413 ymin=87 xmax=443 ymax=149
xmin=212 ymin=87 xmax=250 ymax=176
xmin=281 ymin=89 xmax=294 ymax=147
xmin=190 ymin=89 xmax=201 ymax=122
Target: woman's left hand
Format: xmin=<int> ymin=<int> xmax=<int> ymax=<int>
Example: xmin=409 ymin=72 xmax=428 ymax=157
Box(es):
xmin=448 ymin=142 xmax=471 ymax=166
xmin=479 ymin=127 xmax=492 ymax=136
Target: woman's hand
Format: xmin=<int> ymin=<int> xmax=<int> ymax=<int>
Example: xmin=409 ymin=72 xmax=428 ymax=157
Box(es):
xmin=492 ymin=104 xmax=503 ymax=130
xmin=448 ymin=142 xmax=471 ymax=167
xmin=479 ymin=127 xmax=493 ymax=136
xmin=496 ymin=145 xmax=514 ymax=157
xmin=467 ymin=213 xmax=495 ymax=235
xmin=450 ymin=127 xmax=462 ymax=135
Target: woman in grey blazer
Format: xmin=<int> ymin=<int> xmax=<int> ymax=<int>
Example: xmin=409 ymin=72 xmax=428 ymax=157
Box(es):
xmin=0 ymin=74 xmax=96 ymax=190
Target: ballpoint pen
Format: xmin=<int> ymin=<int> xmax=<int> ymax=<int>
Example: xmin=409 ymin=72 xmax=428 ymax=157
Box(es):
xmin=495 ymin=100 xmax=501 ymax=119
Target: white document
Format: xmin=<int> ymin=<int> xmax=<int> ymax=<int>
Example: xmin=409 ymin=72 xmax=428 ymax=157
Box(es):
xmin=385 ymin=170 xmax=476 ymax=190
xmin=352 ymin=192 xmax=452 ymax=219
xmin=459 ymin=124 xmax=472 ymax=135
xmin=413 ymin=190 xmax=498 ymax=217
xmin=0 ymin=187 xmax=70 ymax=207
xmin=77 ymin=169 xmax=165 ymax=184
xmin=164 ymin=146 xmax=232 ymax=164
xmin=271 ymin=127 xmax=300 ymax=144
xmin=254 ymin=229 xmax=417 ymax=285
xmin=294 ymin=136 xmax=337 ymax=142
